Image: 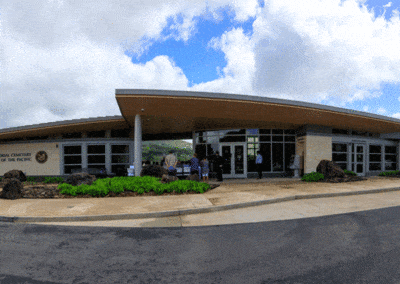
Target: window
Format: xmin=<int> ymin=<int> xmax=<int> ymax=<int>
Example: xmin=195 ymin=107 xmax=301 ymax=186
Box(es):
xmin=195 ymin=128 xmax=296 ymax=174
xmin=385 ymin=146 xmax=397 ymax=170
xmin=111 ymin=144 xmax=130 ymax=176
xmin=352 ymin=131 xmax=369 ymax=137
xmin=285 ymin=136 xmax=296 ymax=142
xmin=219 ymin=130 xmax=246 ymax=142
xmin=87 ymin=130 xmax=106 ymax=138
xmin=260 ymin=143 xmax=271 ymax=172
xmin=332 ymin=143 xmax=348 ymax=170
xmin=272 ymin=129 xmax=284 ymax=135
xmin=247 ymin=136 xmax=259 ymax=143
xmin=87 ymin=144 xmax=106 ymax=170
xmin=332 ymin=129 xmax=349 ymax=135
xmin=247 ymin=129 xmax=259 ymax=135
xmin=259 ymin=136 xmax=271 ymax=142
xmin=284 ymin=143 xmax=296 ymax=171
xmin=247 ymin=143 xmax=259 ymax=172
xmin=284 ymin=129 xmax=296 ymax=135
xmin=333 ymin=143 xmax=347 ymax=152
xmin=111 ymin=129 xmax=130 ymax=138
xmin=272 ymin=136 xmax=283 ymax=142
xmin=63 ymin=145 xmax=82 ymax=174
xmin=29 ymin=136 xmax=49 ymax=141
xmin=369 ymin=145 xmax=382 ymax=171
xmin=62 ymin=132 xmax=82 ymax=139
xmin=272 ymin=144 xmax=284 ymax=171
xmin=259 ymin=129 xmax=271 ymax=135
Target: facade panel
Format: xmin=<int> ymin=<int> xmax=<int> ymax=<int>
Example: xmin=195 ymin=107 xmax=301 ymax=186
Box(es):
xmin=304 ymin=136 xmax=332 ymax=174
xmin=0 ymin=142 xmax=60 ymax=176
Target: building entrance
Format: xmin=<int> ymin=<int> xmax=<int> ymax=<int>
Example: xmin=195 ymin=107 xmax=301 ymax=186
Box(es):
xmin=220 ymin=143 xmax=247 ymax=178
xmin=352 ymin=143 xmax=366 ymax=176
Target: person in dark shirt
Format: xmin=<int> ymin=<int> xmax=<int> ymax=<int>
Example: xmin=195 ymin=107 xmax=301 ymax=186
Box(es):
xmin=214 ymin=151 xmax=225 ymax=182
xmin=190 ymin=153 xmax=200 ymax=176
xmin=255 ymin=151 xmax=263 ymax=179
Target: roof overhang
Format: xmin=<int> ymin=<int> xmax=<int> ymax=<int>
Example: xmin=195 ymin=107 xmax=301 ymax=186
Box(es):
xmin=116 ymin=89 xmax=400 ymax=134
xmin=2 ymin=89 xmax=400 ymax=141
xmin=0 ymin=116 xmax=128 ymax=140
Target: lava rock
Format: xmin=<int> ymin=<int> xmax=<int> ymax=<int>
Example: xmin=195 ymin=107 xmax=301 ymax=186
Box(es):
xmin=140 ymin=165 xmax=168 ymax=178
xmin=316 ymin=160 xmax=345 ymax=179
xmin=161 ymin=174 xmax=179 ymax=183
xmin=0 ymin=178 xmax=23 ymax=199
xmin=186 ymin=174 xmax=199 ymax=181
xmin=64 ymin=172 xmax=96 ymax=186
xmin=4 ymin=170 xmax=27 ymax=182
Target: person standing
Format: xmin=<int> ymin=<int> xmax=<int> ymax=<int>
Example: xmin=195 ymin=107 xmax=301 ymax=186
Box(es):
xmin=201 ymin=157 xmax=210 ymax=182
xmin=256 ymin=150 xmax=263 ymax=179
xmin=165 ymin=150 xmax=178 ymax=176
xmin=214 ymin=151 xmax=225 ymax=182
xmin=190 ymin=153 xmax=200 ymax=176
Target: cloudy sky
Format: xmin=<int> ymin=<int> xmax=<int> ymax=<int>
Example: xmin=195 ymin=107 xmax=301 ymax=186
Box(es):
xmin=1 ymin=0 xmax=400 ymax=130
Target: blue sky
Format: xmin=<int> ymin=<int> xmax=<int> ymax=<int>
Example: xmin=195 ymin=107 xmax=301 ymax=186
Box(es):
xmin=129 ymin=9 xmax=255 ymax=86
xmin=1 ymin=0 xmax=400 ymax=129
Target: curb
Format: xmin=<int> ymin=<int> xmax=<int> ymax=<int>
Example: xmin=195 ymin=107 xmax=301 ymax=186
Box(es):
xmin=1 ymin=187 xmax=400 ymax=223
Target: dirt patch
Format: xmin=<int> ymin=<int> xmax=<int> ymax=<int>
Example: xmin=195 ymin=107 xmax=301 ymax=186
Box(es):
xmin=208 ymin=198 xmax=220 ymax=205
xmin=320 ymin=176 xmax=367 ymax=183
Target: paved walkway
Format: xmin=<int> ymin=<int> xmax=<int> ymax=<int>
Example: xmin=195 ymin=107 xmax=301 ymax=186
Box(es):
xmin=1 ymin=176 xmax=400 ymax=227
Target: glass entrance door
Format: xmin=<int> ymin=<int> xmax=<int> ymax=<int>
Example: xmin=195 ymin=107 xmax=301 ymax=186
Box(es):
xmin=220 ymin=143 xmax=247 ymax=178
xmin=352 ymin=144 xmax=365 ymax=176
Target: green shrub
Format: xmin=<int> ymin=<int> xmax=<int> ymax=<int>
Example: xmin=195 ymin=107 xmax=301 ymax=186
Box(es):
xmin=301 ymin=172 xmax=324 ymax=182
xmin=27 ymin=176 xmax=38 ymax=182
xmin=379 ymin=170 xmax=400 ymax=176
xmin=57 ymin=176 xmax=211 ymax=197
xmin=43 ymin=177 xmax=64 ymax=184
xmin=344 ymin=170 xmax=357 ymax=176
xmin=153 ymin=186 xmax=165 ymax=195
xmin=58 ymin=183 xmax=76 ymax=196
xmin=25 ymin=176 xmax=38 ymax=185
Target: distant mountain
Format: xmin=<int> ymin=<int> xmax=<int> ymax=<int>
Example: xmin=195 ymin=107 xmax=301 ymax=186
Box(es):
xmin=142 ymin=140 xmax=193 ymax=162
xmin=143 ymin=140 xmax=192 ymax=149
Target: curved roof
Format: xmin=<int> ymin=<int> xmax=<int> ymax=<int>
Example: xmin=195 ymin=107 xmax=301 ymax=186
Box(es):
xmin=1 ymin=89 xmax=400 ymax=141
xmin=116 ymin=89 xmax=400 ymax=134
xmin=0 ymin=116 xmax=128 ymax=140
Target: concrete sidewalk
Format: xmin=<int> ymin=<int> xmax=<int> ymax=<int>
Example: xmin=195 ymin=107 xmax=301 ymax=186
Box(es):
xmin=1 ymin=176 xmax=400 ymax=224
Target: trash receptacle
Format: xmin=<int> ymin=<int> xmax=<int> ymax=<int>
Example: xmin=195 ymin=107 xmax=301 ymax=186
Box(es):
xmin=127 ymin=166 xmax=134 ymax=177
xmin=289 ymin=155 xmax=301 ymax=178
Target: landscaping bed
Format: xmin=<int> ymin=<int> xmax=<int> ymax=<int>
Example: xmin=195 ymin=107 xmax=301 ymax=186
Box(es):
xmin=0 ymin=176 xmax=219 ymax=199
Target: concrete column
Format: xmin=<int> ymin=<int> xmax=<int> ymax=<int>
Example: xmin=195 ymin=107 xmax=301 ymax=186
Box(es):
xmin=82 ymin=143 xmax=88 ymax=169
xmin=134 ymin=115 xmax=142 ymax=176
xmin=105 ymin=143 xmax=111 ymax=175
xmin=397 ymin=142 xmax=400 ymax=171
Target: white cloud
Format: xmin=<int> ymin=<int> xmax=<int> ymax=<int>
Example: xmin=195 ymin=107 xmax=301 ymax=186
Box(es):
xmin=383 ymin=2 xmax=392 ymax=8
xmin=377 ymin=107 xmax=387 ymax=114
xmin=1 ymin=34 xmax=189 ymax=128
xmin=193 ymin=27 xmax=255 ymax=94
xmin=2 ymin=0 xmax=400 ymax=130
xmin=0 ymin=0 xmax=260 ymax=129
xmin=250 ymin=0 xmax=400 ymax=103
xmin=392 ymin=113 xmax=400 ymax=119
xmin=192 ymin=0 xmax=400 ymax=105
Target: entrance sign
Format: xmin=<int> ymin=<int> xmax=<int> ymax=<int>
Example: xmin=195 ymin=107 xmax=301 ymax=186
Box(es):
xmin=0 ymin=152 xmax=32 ymax=162
xmin=35 ymin=151 xmax=48 ymax=164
